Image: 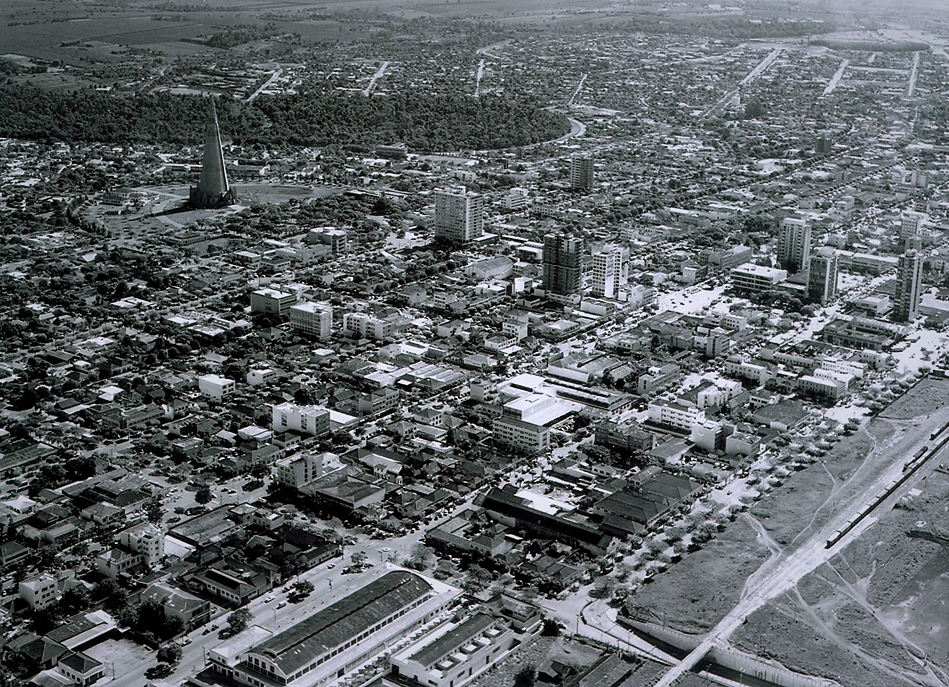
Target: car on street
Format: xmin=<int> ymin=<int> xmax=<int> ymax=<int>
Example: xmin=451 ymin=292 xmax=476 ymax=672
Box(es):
xmin=264 ymin=595 xmax=275 ymax=603
xmin=145 ymin=664 xmax=174 ymax=679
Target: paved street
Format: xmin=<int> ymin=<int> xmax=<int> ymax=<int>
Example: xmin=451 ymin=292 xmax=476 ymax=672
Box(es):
xmin=103 ymin=491 xmax=487 ymax=687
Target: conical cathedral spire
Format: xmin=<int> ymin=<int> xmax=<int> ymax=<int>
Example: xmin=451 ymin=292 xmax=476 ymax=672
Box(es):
xmin=189 ymin=96 xmax=236 ymax=208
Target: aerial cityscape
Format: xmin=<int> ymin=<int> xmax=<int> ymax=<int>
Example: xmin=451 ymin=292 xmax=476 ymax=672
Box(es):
xmin=1 ymin=0 xmax=948 ymax=686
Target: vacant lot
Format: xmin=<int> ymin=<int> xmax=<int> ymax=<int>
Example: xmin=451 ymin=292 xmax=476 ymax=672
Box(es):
xmin=630 ymin=517 xmax=769 ymax=635
xmin=84 ymin=637 xmax=153 ymax=672
xmin=629 ymin=376 xmax=949 ymax=647
xmin=733 ymin=455 xmax=949 ymax=687
xmin=732 ymin=602 xmax=899 ymax=687
xmin=750 ymin=427 xmax=877 ymax=548
xmin=879 ymin=376 xmax=949 ymax=420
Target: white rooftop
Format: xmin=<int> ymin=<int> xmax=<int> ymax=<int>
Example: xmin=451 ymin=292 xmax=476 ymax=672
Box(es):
xmin=732 ymin=263 xmax=787 ymax=279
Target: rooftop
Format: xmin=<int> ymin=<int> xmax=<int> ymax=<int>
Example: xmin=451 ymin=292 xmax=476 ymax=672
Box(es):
xmin=409 ymin=613 xmax=496 ymax=668
xmin=731 ymin=263 xmax=788 ymax=279
xmin=247 ymin=571 xmax=432 ymax=675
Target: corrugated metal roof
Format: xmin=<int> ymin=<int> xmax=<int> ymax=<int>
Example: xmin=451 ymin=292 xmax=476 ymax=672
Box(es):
xmin=250 ymin=571 xmax=432 ymax=675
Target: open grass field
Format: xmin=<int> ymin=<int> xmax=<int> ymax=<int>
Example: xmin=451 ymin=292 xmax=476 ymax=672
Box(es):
xmin=3 ymin=0 xmax=808 ymax=70
xmin=879 ymin=376 xmax=949 ymax=420
xmin=630 ymin=516 xmax=770 ymax=635
xmin=628 ymin=376 xmax=949 ymax=654
xmin=0 ymin=0 xmax=357 ymax=64
xmin=733 ymin=466 xmax=949 ymax=686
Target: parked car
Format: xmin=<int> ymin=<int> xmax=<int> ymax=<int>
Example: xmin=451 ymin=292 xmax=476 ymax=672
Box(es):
xmin=145 ymin=664 xmax=173 ymax=679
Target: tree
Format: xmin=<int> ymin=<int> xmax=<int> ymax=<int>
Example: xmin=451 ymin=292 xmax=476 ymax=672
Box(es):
xmin=194 ymin=487 xmax=213 ymax=505
xmin=156 ymin=643 xmax=182 ymax=665
xmin=404 ymin=544 xmax=433 ymax=571
xmin=351 ymin=550 xmax=368 ymax=567
xmin=540 ymin=619 xmax=561 ymax=637
xmin=36 ymin=546 xmax=60 ymax=573
xmin=145 ymin=498 xmax=163 ymax=525
xmin=95 ymin=576 xmax=128 ymax=613
xmin=29 ymin=603 xmax=65 ymax=633
xmin=462 ymin=565 xmax=493 ymax=595
xmin=65 ymin=454 xmax=96 ymax=481
xmin=292 ymin=580 xmax=314 ymax=596
xmin=249 ymin=462 xmax=270 ymax=479
xmin=59 ymin=586 xmax=90 ymax=616
xmin=588 ymin=577 xmax=614 ymax=599
xmin=288 ymin=580 xmax=314 ymax=602
xmin=514 ymin=665 xmax=537 ymax=687
xmin=228 ymin=608 xmax=252 ymax=634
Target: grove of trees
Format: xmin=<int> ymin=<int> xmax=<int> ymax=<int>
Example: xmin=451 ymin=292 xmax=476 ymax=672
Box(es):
xmin=0 ymin=81 xmax=569 ymax=152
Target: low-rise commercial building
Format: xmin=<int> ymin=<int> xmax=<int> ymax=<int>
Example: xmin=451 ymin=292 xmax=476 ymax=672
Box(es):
xmin=390 ymin=613 xmax=516 ymax=687
xmin=594 ymin=420 xmax=657 ymax=454
xmin=274 ymin=452 xmax=344 ymax=489
xmin=20 ymin=574 xmax=58 ymax=611
xmin=730 ymin=263 xmax=787 ymax=294
xmin=637 ymin=364 xmax=680 ymax=397
xmin=492 ymin=416 xmax=550 ymax=454
xmin=724 ymin=355 xmax=774 ymax=387
xmin=139 ymin=582 xmax=211 ymax=632
xmin=198 ymin=374 xmax=235 ymax=401
xmin=343 ymin=312 xmax=398 ymax=341
xmin=271 ymin=403 xmax=331 ymax=438
xmin=213 ymin=570 xmax=460 ymax=687
xmin=251 ymin=288 xmax=296 ymax=317
xmin=479 ymin=488 xmax=610 ymax=556
xmin=118 ymin=522 xmax=164 ymax=569
xmin=647 ymin=401 xmax=706 ymax=431
xmin=289 ymin=302 xmax=333 ymax=340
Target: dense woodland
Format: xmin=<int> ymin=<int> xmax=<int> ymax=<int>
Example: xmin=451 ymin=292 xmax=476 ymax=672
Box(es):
xmin=0 ymin=80 xmax=569 ymax=151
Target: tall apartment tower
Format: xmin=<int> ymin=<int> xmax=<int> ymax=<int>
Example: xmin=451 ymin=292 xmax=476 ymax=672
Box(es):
xmin=894 ymin=250 xmax=923 ymax=322
xmin=591 ymin=245 xmax=629 ymax=299
xmin=569 ymin=156 xmax=594 ymax=190
xmin=815 ymin=134 xmax=833 ymax=155
xmin=807 ymin=254 xmax=838 ymax=305
xmin=189 ymin=97 xmax=236 ymax=209
xmin=434 ymin=186 xmax=484 ymax=243
xmin=542 ymin=233 xmax=583 ymax=295
xmin=900 ymin=211 xmax=923 ymax=244
xmin=777 ymin=217 xmax=811 ymax=274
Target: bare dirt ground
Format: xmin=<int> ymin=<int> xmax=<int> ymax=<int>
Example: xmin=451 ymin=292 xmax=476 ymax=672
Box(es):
xmin=83 ymin=637 xmax=153 ymax=675
xmin=733 ymin=466 xmax=949 ymax=687
xmin=749 ymin=428 xmax=878 ymax=548
xmin=879 ymin=377 xmax=949 ymax=420
xmin=627 ymin=377 xmax=949 ymax=686
xmin=630 ymin=516 xmax=770 ymax=634
xmin=630 ymin=424 xmax=883 ymax=636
